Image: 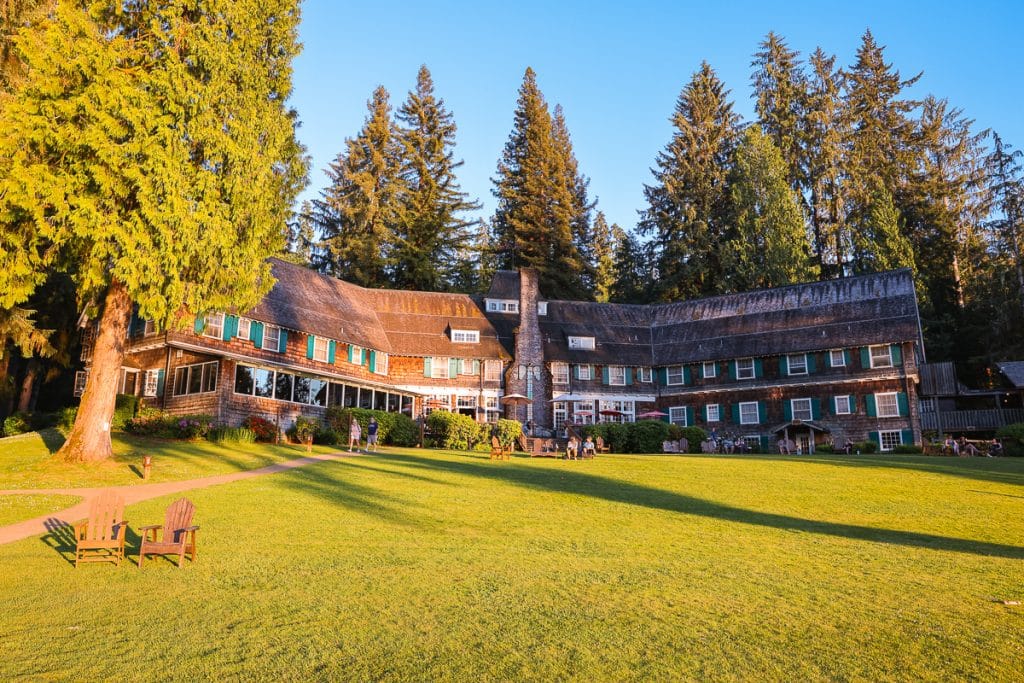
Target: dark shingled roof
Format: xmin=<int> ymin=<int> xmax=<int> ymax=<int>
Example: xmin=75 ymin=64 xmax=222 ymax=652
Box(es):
xmin=997 ymin=361 xmax=1024 ymax=388
xmin=485 ymin=271 xmax=521 ymax=301
xmin=539 ymin=301 xmax=653 ymax=365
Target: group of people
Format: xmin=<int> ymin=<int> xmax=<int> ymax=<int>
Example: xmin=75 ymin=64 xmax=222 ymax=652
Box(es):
xmin=565 ymin=435 xmax=596 ymax=460
xmin=943 ymin=436 xmax=1000 ymax=457
xmin=347 ymin=417 xmax=379 ymax=453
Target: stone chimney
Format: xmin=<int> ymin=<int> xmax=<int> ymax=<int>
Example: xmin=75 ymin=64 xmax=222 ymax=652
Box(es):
xmin=506 ymin=268 xmax=549 ymax=429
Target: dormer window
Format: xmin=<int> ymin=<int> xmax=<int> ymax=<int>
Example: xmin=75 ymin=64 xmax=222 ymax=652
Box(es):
xmin=486 ymin=299 xmax=519 ymax=313
xmin=451 ymin=329 xmax=480 ymax=344
xmin=568 ymin=336 xmax=595 ymax=350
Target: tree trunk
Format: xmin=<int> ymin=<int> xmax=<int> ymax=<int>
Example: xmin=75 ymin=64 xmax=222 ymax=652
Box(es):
xmin=58 ymin=279 xmax=132 ymax=463
xmin=17 ymin=358 xmax=39 ymax=413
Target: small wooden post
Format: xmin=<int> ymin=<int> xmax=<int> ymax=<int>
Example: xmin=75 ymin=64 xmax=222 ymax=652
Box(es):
xmin=142 ymin=455 xmax=152 ymax=480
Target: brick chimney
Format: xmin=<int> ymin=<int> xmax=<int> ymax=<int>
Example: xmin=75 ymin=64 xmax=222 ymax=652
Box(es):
xmin=506 ymin=268 xmax=549 ymax=429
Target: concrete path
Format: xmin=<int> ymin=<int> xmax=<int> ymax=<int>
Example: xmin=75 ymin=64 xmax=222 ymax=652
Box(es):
xmin=0 ymin=451 xmax=353 ymax=546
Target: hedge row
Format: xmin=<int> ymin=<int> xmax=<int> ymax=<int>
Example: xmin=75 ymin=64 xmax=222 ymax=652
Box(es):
xmin=580 ymin=420 xmax=708 ymax=454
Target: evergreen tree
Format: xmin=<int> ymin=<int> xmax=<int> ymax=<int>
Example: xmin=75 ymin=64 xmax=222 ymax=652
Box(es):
xmin=985 ymin=132 xmax=1024 ymax=317
xmin=0 ymin=0 xmax=49 ymax=93
xmin=609 ymin=226 xmax=651 ymax=304
xmin=392 ymin=65 xmax=480 ymax=291
xmin=552 ymin=104 xmax=597 ymax=293
xmin=0 ymin=0 xmax=306 ymax=462
xmin=751 ymin=32 xmax=806 ymax=192
xmin=491 ymin=68 xmax=588 ymax=299
xmin=724 ymin=126 xmax=817 ymax=290
xmin=279 ymin=200 xmax=316 ymax=266
xmin=639 ymin=62 xmax=740 ymax=301
xmin=591 ymin=211 xmax=616 ymax=302
xmin=850 ymin=187 xmax=915 ymax=275
xmin=314 ymin=86 xmax=399 ymax=287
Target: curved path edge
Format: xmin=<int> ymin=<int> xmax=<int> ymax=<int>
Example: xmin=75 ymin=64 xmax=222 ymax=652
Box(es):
xmin=0 ymin=451 xmax=354 ymax=546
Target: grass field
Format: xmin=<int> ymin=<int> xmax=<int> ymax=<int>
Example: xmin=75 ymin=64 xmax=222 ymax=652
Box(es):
xmin=1 ymin=445 xmax=1022 ymax=680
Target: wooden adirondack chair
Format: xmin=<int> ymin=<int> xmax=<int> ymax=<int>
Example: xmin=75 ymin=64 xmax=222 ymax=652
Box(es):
xmin=74 ymin=491 xmax=128 ymax=568
xmin=138 ymin=498 xmax=199 ymax=568
xmin=490 ymin=436 xmax=503 ymax=460
xmin=595 ymin=436 xmax=611 ymax=454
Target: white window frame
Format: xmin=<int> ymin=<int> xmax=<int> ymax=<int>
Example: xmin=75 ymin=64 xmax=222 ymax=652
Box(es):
xmin=451 ymin=329 xmax=480 ymax=344
xmin=829 ymin=349 xmax=846 ymax=367
xmin=374 ymin=352 xmax=389 ymax=375
xmin=456 ymin=395 xmax=477 ymax=409
xmin=790 ymin=398 xmax=813 ymax=421
xmin=74 ymin=370 xmax=89 ymax=397
xmin=568 ymin=336 xmax=595 ymax=350
xmin=787 ymin=354 xmax=808 ymax=375
xmin=203 ymin=312 xmax=224 ymax=340
xmin=637 ymin=367 xmax=653 ymax=383
xmin=431 ymin=357 xmax=450 ymax=379
xmin=552 ymin=401 xmax=567 ymax=430
xmin=263 ymin=325 xmax=281 ymax=353
xmin=739 ymin=401 xmax=760 ymax=425
xmin=608 ymin=365 xmax=626 ymax=386
xmin=703 ymin=361 xmax=717 ymax=379
xmin=537 ymin=302 xmax=548 ymax=316
xmin=879 ymin=430 xmax=903 ymax=452
xmin=876 ymin=392 xmax=900 ymax=418
xmin=172 ymin=361 xmax=218 ymax=396
xmin=487 ymin=301 xmax=498 ymax=312
xmin=666 ymin=366 xmax=685 ymax=386
xmin=834 ymin=395 xmax=852 ymax=415
xmin=736 ymin=358 xmax=756 ymax=380
xmin=600 ymin=400 xmax=634 ymax=423
xmin=312 ymin=336 xmax=330 ymax=363
xmin=551 ymin=362 xmax=569 ymax=385
xmin=143 ymin=370 xmax=160 ymax=397
xmin=706 ymin=404 xmax=720 ymax=422
xmin=669 ymin=406 xmax=688 ymax=427
xmin=870 ymin=344 xmax=893 ymax=369
xmin=456 ymin=358 xmax=476 ymax=376
xmin=350 ymin=345 xmax=364 ymax=365
xmin=237 ymin=318 xmax=252 ymax=341
xmin=484 ymin=360 xmax=502 ymax=382
xmin=577 ymin=365 xmax=593 ymax=381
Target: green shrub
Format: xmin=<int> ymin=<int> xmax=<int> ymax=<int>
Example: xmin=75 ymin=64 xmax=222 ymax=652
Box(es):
xmin=856 ymin=440 xmax=878 ymax=454
xmin=287 ymin=416 xmax=320 ymax=444
xmin=112 ymin=393 xmax=141 ymax=430
xmin=125 ymin=409 xmax=172 ymax=438
xmin=816 ymin=443 xmax=834 ymax=454
xmin=426 ymin=411 xmax=482 ymax=451
xmin=208 ymin=426 xmax=256 ymax=444
xmin=493 ymin=419 xmax=522 ymax=449
xmin=323 ymin=407 xmax=419 ymax=447
xmin=996 ymin=422 xmax=1024 ymax=456
xmin=58 ymin=407 xmax=78 ymax=431
xmin=3 ymin=412 xmax=31 ymax=436
xmin=172 ymin=414 xmax=214 ymax=439
xmin=892 ymin=444 xmax=922 ymax=454
xmin=678 ymin=427 xmax=708 ymax=454
xmin=387 ymin=413 xmax=419 ymax=447
xmin=315 ymin=426 xmax=341 ymax=445
xmin=241 ymin=415 xmax=279 ymax=442
xmin=626 ymin=420 xmax=671 ymax=453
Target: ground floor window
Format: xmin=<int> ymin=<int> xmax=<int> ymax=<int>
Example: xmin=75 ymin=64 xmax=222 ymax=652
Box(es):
xmin=552 ymin=401 xmax=567 ymax=430
xmin=143 ymin=370 xmax=160 ymax=397
xmin=879 ymin=430 xmax=903 ymax=451
xmin=234 ymin=364 xmax=409 ymax=410
xmin=573 ymin=401 xmax=594 ymax=424
xmin=74 ymin=370 xmax=89 ymax=397
xmin=739 ymin=401 xmax=759 ymax=425
xmin=484 ymin=396 xmax=499 ymax=423
xmin=599 ymin=400 xmax=634 ymax=423
xmin=174 ymin=361 xmax=218 ymax=396
xmin=669 ymin=406 xmax=688 ymax=426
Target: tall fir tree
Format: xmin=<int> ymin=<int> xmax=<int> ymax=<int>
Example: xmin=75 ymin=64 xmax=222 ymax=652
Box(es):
xmin=608 ymin=226 xmax=651 ymax=304
xmin=552 ymin=104 xmax=597 ymax=294
xmin=984 ymin=133 xmax=1024 ymax=318
xmin=724 ymin=126 xmax=817 ymax=291
xmin=491 ymin=68 xmax=589 ymax=299
xmin=751 ymin=32 xmax=806 ymax=193
xmin=392 ymin=65 xmax=480 ymax=291
xmin=590 ymin=211 xmax=616 ymax=302
xmin=849 ymin=187 xmax=915 ymax=276
xmin=313 ymin=86 xmax=399 ymax=287
xmin=0 ymin=0 xmax=307 ymax=462
xmin=639 ymin=62 xmax=740 ymax=301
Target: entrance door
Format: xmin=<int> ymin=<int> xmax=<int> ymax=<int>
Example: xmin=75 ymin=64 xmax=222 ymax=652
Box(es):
xmin=122 ymin=370 xmax=138 ymax=395
xmin=796 ymin=433 xmax=810 ymax=455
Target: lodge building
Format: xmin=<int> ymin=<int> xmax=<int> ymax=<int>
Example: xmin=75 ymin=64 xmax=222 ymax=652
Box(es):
xmin=79 ymin=258 xmax=924 ymax=453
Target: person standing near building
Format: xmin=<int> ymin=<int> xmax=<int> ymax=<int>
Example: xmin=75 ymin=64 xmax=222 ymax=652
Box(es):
xmin=366 ymin=417 xmax=379 ymax=452
xmin=348 ymin=417 xmax=362 ymax=453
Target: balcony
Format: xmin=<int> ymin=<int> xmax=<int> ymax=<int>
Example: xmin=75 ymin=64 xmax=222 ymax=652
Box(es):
xmin=919 ymin=408 xmax=1024 ymax=433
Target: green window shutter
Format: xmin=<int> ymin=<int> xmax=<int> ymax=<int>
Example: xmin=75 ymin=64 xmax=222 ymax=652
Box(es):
xmin=897 ymin=392 xmax=909 ymax=417
xmin=369 ymin=350 xmax=377 ymax=373
xmin=194 ymin=316 xmax=205 ymax=334
xmin=754 ymin=359 xmax=764 ymax=379
xmin=891 ymin=344 xmax=903 ymax=365
xmin=278 ymin=329 xmax=287 ymax=353
xmin=685 ymin=406 xmax=695 ymax=426
xmin=702 ymin=405 xmax=709 ymax=422
xmin=449 ymin=358 xmax=458 ymax=378
xmin=473 ymin=360 xmax=480 ymax=375
xmin=844 ymin=349 xmax=852 ymax=367
xmin=807 ymin=354 xmax=816 ymax=374
xmin=683 ymin=366 xmax=691 ymax=385
xmin=728 ymin=361 xmax=737 ymax=380
xmin=901 ymin=429 xmax=914 ymax=446
xmin=625 ymin=368 xmax=633 ymax=385
xmin=424 ymin=357 xmax=432 ymax=377
xmin=758 ymin=401 xmax=767 ymax=423
xmin=848 ymin=395 xmax=856 ymax=414
xmin=573 ymin=365 xmax=580 ymax=380
xmin=306 ymin=335 xmax=315 ymax=359
xmin=783 ymin=401 xmax=792 ymax=421
xmin=657 ymin=367 xmax=667 ymax=385
xmin=780 ymin=356 xmax=788 ymax=375
xmin=868 ymin=431 xmax=881 ymax=448
xmin=824 ymin=352 xmax=833 ymax=369
xmin=251 ymin=322 xmax=264 ymax=348
xmin=730 ymin=404 xmax=740 ymax=423
xmin=328 ymin=340 xmax=336 ymax=364
xmin=223 ymin=315 xmax=238 ymax=341
xmin=156 ymin=369 xmax=165 ymax=398
xmin=865 ymin=394 xmax=877 ymax=417
xmin=602 ymin=367 xmax=609 ymax=385
xmin=860 ymin=347 xmax=871 ymax=369
xmin=759 ymin=435 xmax=770 ymax=453
xmin=812 ymin=398 xmax=822 ymax=420
xmin=347 ymin=345 xmax=354 ymax=363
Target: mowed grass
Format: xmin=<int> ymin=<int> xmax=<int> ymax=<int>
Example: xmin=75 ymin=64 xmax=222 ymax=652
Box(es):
xmin=1 ymin=449 xmax=1022 ymax=681
xmin=0 ymin=494 xmax=81 ymax=526
xmin=0 ymin=429 xmax=338 ymax=491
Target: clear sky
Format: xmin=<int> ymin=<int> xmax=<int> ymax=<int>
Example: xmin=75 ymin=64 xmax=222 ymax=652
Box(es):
xmin=291 ymin=0 xmax=1024 ymax=233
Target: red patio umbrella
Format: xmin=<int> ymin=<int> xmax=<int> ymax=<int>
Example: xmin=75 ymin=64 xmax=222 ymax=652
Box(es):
xmin=636 ymin=410 xmax=669 ymax=419
xmin=599 ymin=409 xmax=625 ymax=416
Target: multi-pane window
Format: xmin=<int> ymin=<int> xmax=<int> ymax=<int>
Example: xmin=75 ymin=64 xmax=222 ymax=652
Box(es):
xmin=706 ymin=404 xmax=720 ymax=422
xmin=637 ymin=367 xmax=653 ymax=383
xmin=485 ymin=396 xmax=499 ymax=423
xmin=374 ymin=352 xmax=389 ymax=375
xmin=237 ymin=318 xmax=252 ymax=341
xmin=484 ymin=360 xmax=502 ymax=382
xmin=791 ymin=398 xmax=813 ymax=421
xmin=600 ymin=400 xmax=634 ymax=423
xmin=456 ymin=359 xmax=476 ymax=376
xmin=608 ymin=365 xmax=626 ymax=386
xmin=456 ymin=395 xmax=477 ymax=409
xmin=573 ymin=401 xmax=594 ymax=424
xmin=451 ymin=329 xmax=480 ymax=343
xmin=143 ymin=370 xmax=160 ymax=397
xmin=666 ymin=366 xmax=685 ymax=385
xmin=551 ymin=362 xmax=569 ymax=385
xmin=669 ymin=406 xmax=688 ymax=426
xmin=787 ymin=354 xmax=808 ymax=375
xmin=203 ymin=313 xmax=224 ymax=339
xmin=73 ymin=370 xmax=89 ymax=397
xmin=736 ymin=358 xmax=756 ymax=380
xmin=350 ymin=345 xmax=364 ymax=365
xmin=486 ymin=300 xmax=519 ymax=313
xmin=568 ymin=336 xmax=595 ymax=350
xmin=537 ymin=302 xmax=548 ymax=315
xmin=313 ymin=337 xmax=330 ymax=363
xmin=829 ymin=349 xmax=846 ymax=367
xmin=173 ymin=361 xmax=218 ymax=396
xmin=233 ymin=364 xmax=326 ymax=407
xmin=834 ymin=395 xmax=852 ymax=415
xmin=869 ymin=345 xmax=893 ymax=368
xmin=263 ymin=325 xmax=281 ymax=352
xmin=577 ymin=365 xmax=593 ymax=380
xmin=703 ymin=361 xmax=717 ymax=379
xmin=431 ymin=357 xmax=449 ymax=379
xmin=552 ymin=401 xmax=567 ymax=429
xmin=876 ymin=392 xmax=900 ymax=417
xmin=739 ymin=401 xmax=760 ymax=424
xmin=879 ymin=430 xmax=903 ymax=451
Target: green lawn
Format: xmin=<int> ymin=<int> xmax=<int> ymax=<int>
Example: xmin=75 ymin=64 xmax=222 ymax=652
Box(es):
xmin=1 ymin=448 xmax=1022 ymax=680
xmin=0 ymin=428 xmax=338 ymax=490
xmin=0 ymin=494 xmax=82 ymax=526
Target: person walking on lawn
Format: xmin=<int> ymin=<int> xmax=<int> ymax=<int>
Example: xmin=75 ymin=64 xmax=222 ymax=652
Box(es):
xmin=348 ymin=418 xmax=362 ymax=452
xmin=366 ymin=417 xmax=379 ymax=452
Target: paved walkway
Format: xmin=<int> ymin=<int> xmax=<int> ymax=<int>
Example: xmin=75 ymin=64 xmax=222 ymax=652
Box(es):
xmin=0 ymin=451 xmax=353 ymax=546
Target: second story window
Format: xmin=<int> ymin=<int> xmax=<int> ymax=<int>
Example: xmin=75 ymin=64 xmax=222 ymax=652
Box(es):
xmin=869 ymin=345 xmax=893 ymax=369
xmin=576 ymin=364 xmax=593 ymax=381
xmin=637 ymin=367 xmax=653 ymax=383
xmin=451 ymin=329 xmax=479 ymax=343
xmin=666 ymin=366 xmax=685 ymax=386
xmin=263 ymin=325 xmax=282 ymax=352
xmin=703 ymin=361 xmax=717 ymax=379
xmin=484 ymin=360 xmax=502 ymax=382
xmin=568 ymin=336 xmax=595 ymax=350
xmin=791 ymin=398 xmax=813 ymax=421
xmin=736 ymin=358 xmax=755 ymax=380
xmin=787 ymin=354 xmax=808 ymax=375
xmin=608 ymin=365 xmax=626 ymax=386
xmin=551 ymin=362 xmax=569 ymax=385
xmin=237 ymin=318 xmax=252 ymax=341
xmin=312 ymin=337 xmax=330 ymax=363
xmin=829 ymin=349 xmax=846 ymax=367
xmin=203 ymin=313 xmax=224 ymax=340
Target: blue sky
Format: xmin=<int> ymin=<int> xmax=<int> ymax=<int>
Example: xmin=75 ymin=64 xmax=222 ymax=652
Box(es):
xmin=291 ymin=0 xmax=1024 ymax=232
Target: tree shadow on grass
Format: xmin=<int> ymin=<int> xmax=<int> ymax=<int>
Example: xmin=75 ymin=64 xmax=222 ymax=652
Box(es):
xmin=759 ymin=453 xmax=1024 ymax=488
xmin=38 ymin=428 xmax=66 ymax=454
xmin=369 ymin=451 xmax=1024 ymax=560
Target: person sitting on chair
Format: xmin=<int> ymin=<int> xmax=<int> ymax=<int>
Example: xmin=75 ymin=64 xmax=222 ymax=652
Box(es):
xmin=566 ymin=436 xmax=579 ymax=460
xmin=582 ymin=436 xmax=596 ymax=458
